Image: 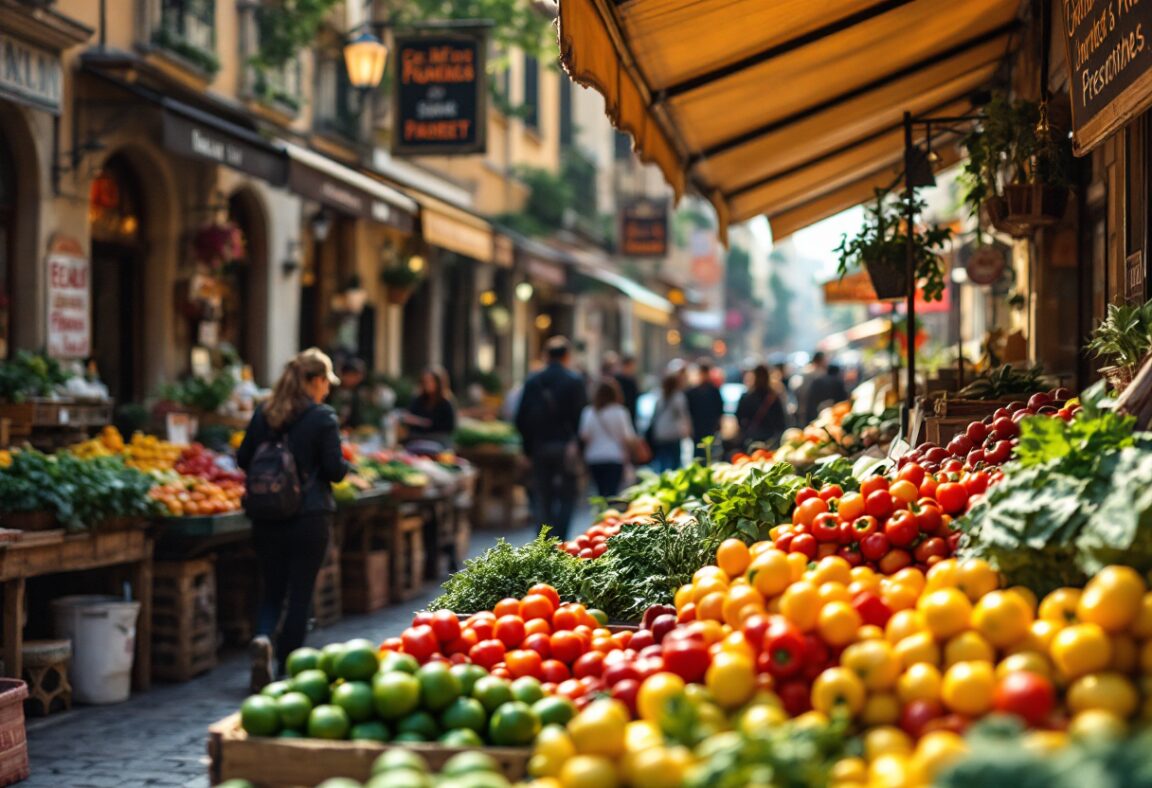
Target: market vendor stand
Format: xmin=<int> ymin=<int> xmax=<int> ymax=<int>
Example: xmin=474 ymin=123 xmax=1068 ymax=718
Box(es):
xmin=456 ymin=446 xmax=526 ymax=530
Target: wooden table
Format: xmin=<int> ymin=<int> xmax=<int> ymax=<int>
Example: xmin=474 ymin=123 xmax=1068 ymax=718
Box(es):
xmin=456 ymin=446 xmax=526 ymax=529
xmin=0 ymin=527 xmax=153 ymax=691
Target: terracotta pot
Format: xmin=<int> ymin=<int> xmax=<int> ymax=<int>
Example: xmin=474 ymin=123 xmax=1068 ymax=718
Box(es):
xmin=386 ymin=286 xmax=414 ymax=306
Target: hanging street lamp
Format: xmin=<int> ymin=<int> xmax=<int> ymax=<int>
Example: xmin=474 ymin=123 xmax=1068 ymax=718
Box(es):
xmin=343 ymin=30 xmax=389 ymax=94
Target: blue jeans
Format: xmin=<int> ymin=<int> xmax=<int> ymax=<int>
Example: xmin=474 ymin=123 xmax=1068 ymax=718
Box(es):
xmin=652 ymin=441 xmax=682 ymax=473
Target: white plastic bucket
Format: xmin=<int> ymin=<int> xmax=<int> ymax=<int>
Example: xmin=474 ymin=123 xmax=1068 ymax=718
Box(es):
xmin=51 ymin=595 xmax=140 ymax=705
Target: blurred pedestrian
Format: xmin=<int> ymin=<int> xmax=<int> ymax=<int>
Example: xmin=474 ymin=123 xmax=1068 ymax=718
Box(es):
xmin=807 ymin=362 xmax=850 ymax=420
xmin=403 ymin=366 xmax=457 ymax=448
xmin=796 ymin=351 xmax=829 ymax=426
xmin=579 ymin=378 xmax=636 ymax=498
xmin=237 ymin=348 xmax=349 ymax=690
xmin=614 ymin=354 xmax=641 ymax=427
xmin=647 ymin=369 xmax=691 ymax=472
xmin=737 ymin=364 xmax=788 ymax=450
xmin=329 ymin=358 xmax=368 ymax=429
xmin=515 ymin=337 xmax=587 ymax=539
xmin=685 ymin=357 xmax=724 ymax=460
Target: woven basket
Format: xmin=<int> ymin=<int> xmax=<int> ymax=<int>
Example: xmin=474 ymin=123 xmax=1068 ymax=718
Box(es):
xmin=1101 ymin=365 xmax=1136 ymax=394
xmin=0 ymin=680 xmax=29 ymax=786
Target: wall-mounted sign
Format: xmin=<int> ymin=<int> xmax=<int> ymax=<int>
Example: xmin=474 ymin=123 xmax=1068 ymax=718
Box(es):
xmin=287 ymin=156 xmax=415 ymax=233
xmin=0 ymin=32 xmax=62 ymax=114
xmin=620 ymin=199 xmax=668 ymax=257
xmin=162 ymin=107 xmax=289 ymax=185
xmin=45 ymin=235 xmax=90 ymax=359
xmin=966 ymin=246 xmax=1007 ymax=286
xmin=393 ymin=28 xmax=488 ymax=156
xmin=1127 ymin=250 xmax=1146 ymax=302
xmin=1060 ymin=1 xmax=1152 ymax=155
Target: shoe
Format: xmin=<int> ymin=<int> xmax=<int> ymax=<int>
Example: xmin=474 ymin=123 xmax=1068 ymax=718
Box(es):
xmin=249 ymin=635 xmax=275 ymax=692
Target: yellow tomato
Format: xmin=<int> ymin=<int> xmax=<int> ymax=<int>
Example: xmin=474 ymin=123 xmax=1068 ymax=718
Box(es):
xmin=880 ymin=581 xmax=920 ymax=613
xmin=924 ymin=559 xmax=960 ymax=593
xmin=861 ymin=692 xmax=901 ymax=726
xmin=889 ymin=479 xmax=919 ymax=505
xmin=1038 ymin=588 xmax=1082 ymax=625
xmin=637 ymin=673 xmax=686 ymax=723
xmin=718 ymin=631 xmax=756 ymax=661
xmin=628 ymin=746 xmax=692 ymax=788
xmin=739 ymin=703 xmax=787 ymax=735
xmin=848 ymin=578 xmax=881 ymax=598
xmin=1141 ymin=640 xmax=1152 ymax=674
xmin=863 ymin=726 xmax=913 ymax=760
xmin=559 ymin=755 xmax=620 ymax=788
xmin=533 ymin=726 xmax=577 ymax=775
xmin=706 ymin=652 xmax=756 ymax=709
xmin=918 ymin=588 xmax=973 ymax=640
xmin=850 ymin=566 xmax=879 ymax=584
xmin=868 ymin=754 xmax=918 ymax=788
xmin=1078 ymin=566 xmax=1146 ymax=633
xmin=895 ymin=632 xmax=941 ymax=670
xmin=780 ymin=581 xmax=821 ymax=632
xmin=568 ymin=699 xmax=628 ymax=757
xmin=716 ymin=539 xmax=751 ymax=578
xmin=898 ymin=663 xmax=943 ymax=703
xmin=721 ymin=585 xmax=765 ymax=627
xmin=1066 ymin=672 xmax=1139 ymax=718
xmin=954 ymin=559 xmax=1000 ymax=602
xmin=941 ymin=661 xmax=996 ymax=716
xmin=943 ymin=631 xmax=995 ymax=667
xmin=972 ymin=590 xmax=1034 ymax=649
xmin=1011 ymin=619 xmax=1061 ymax=655
xmin=697 ymin=592 xmax=726 ymax=622
xmin=1007 ymin=586 xmax=1039 ymax=613
xmin=828 ymin=757 xmax=868 ymax=784
xmin=913 ymin=730 xmax=968 ymax=781
xmin=693 ymin=577 xmax=729 ymax=604
xmin=1051 ymin=623 xmax=1113 ymax=680
xmin=749 ymin=540 xmax=775 ymax=557
xmin=1129 ymin=592 xmax=1152 ymax=639
xmin=841 ymin=639 xmax=901 ymax=690
xmin=746 ymin=550 xmax=792 ymax=597
xmin=811 ymin=668 xmax=866 ymax=716
xmin=855 ymin=625 xmax=885 ymax=642
xmin=891 ymin=567 xmax=927 ymax=595
xmin=1022 ymin=730 xmax=1069 ymax=755
xmin=1067 ymin=710 xmax=1128 ymax=741
xmin=817 ymin=601 xmax=862 ymax=647
xmin=810 ymin=556 xmax=853 ymax=586
xmin=786 ymin=551 xmax=810 ymax=581
xmin=886 ymin=610 xmax=926 ymax=644
xmin=793 ymin=710 xmax=830 ymax=729
xmin=624 ymin=720 xmax=663 ymax=753
xmin=1110 ymin=635 xmax=1138 ymax=673
xmin=817 ymin=582 xmax=853 ymax=607
xmin=674 ymin=584 xmax=695 ymax=610
xmin=693 ymin=565 xmax=728 ymax=585
xmin=996 ymin=651 xmax=1053 ymax=681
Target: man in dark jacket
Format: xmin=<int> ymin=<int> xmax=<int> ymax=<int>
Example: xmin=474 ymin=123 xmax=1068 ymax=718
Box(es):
xmin=685 ymin=358 xmax=724 ymax=460
xmin=806 ymin=362 xmax=851 ymax=423
xmin=515 ymin=337 xmax=587 ymax=539
xmin=614 ymin=354 xmax=640 ymax=427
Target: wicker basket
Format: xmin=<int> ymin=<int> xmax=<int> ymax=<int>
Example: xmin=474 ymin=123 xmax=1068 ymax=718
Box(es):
xmin=0 ymin=680 xmax=29 ymax=786
xmin=1101 ymin=365 xmax=1136 ymax=394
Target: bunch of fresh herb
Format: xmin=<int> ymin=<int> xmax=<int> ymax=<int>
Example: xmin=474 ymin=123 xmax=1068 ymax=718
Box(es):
xmin=808 ymin=456 xmax=862 ymax=492
xmin=619 ymin=460 xmax=715 ymax=513
xmin=702 ymin=462 xmax=805 ymax=543
xmin=1086 ymin=298 xmax=1152 ymax=371
xmin=429 ymin=530 xmax=586 ymax=614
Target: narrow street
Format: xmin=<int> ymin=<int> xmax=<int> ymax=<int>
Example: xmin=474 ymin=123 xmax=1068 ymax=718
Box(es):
xmin=23 ymin=524 xmax=542 ymax=788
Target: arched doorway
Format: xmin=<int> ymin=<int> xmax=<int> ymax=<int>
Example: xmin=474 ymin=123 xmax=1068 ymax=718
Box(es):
xmin=0 ymin=130 xmax=14 ymax=359
xmin=225 ymin=189 xmax=268 ymax=378
xmin=89 ymin=155 xmax=145 ymax=402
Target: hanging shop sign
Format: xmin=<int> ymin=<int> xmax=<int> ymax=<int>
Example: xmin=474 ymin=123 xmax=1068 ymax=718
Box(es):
xmin=0 ymin=32 xmax=62 ymax=113
xmin=45 ymin=236 xmax=90 ymax=359
xmin=162 ymin=107 xmax=288 ymax=185
xmin=1127 ymin=250 xmax=1146 ymax=302
xmin=966 ymin=246 xmax=1008 ymax=286
xmin=393 ymin=28 xmax=488 ymax=156
xmin=620 ymin=199 xmax=669 ymax=257
xmin=1061 ymin=0 xmax=1152 ymax=155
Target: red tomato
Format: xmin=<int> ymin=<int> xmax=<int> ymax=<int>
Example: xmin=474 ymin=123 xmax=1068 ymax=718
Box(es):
xmin=776 ymin=679 xmax=813 ymax=717
xmin=884 ymin=510 xmax=919 ymax=547
xmin=860 ymin=476 xmax=890 ymax=498
xmin=494 ymin=598 xmax=522 ymax=618
xmin=913 ymin=537 xmax=949 ymax=563
xmin=550 ymin=631 xmax=584 ymax=664
xmin=556 ymin=679 xmax=587 ymax=700
xmin=610 ymin=678 xmax=641 ymax=716
xmin=381 ymin=637 xmax=403 ymax=652
xmin=524 ymin=618 xmax=552 ymax=637
xmin=935 ymin=482 xmax=969 ymax=515
xmin=791 ymin=533 xmax=818 ymax=559
xmin=552 ymin=606 xmax=580 ymax=631
xmin=900 ymin=699 xmax=945 ymax=738
xmin=897 ymin=463 xmax=927 ymax=487
xmin=993 ymin=672 xmax=1054 ymax=727
xmin=852 ymin=515 xmax=880 ymax=539
xmin=859 ymin=532 xmax=890 ymax=561
xmin=540 ymin=659 xmax=571 ymax=683
xmin=523 ymin=632 xmax=552 ymax=658
xmin=818 ymin=484 xmax=844 ymax=501
xmin=468 ymin=639 xmax=507 ymax=670
xmin=603 ymin=660 xmax=640 ymax=686
xmin=494 ymin=615 xmax=527 ymax=649
xmin=401 ymin=625 xmax=438 ymax=662
xmin=916 ymin=504 xmax=944 ymax=535
xmin=572 ymin=651 xmax=605 ymax=679
xmin=877 ymin=549 xmax=913 ymax=574
xmin=628 ymin=630 xmax=654 ymax=651
xmin=506 ymin=648 xmax=544 ymax=679
xmin=663 ymin=637 xmax=709 ymax=683
xmin=774 ymin=533 xmax=795 ymax=552
xmin=411 ymin=611 xmax=435 ymax=628
xmin=793 ymin=497 xmax=829 ymax=528
xmin=794 ymin=487 xmax=820 ymax=505
xmin=429 ymin=610 xmax=462 ymax=644
xmin=865 ymin=489 xmax=895 ymax=519
xmin=444 ymin=629 xmax=479 ymax=656
xmin=919 ymin=476 xmax=939 ymax=498
xmin=963 ymin=471 xmax=991 ymax=497
xmin=520 ymin=594 xmax=557 ymax=621
xmin=812 ymin=512 xmax=841 ymax=543
xmin=966 ymin=421 xmax=989 ymax=444
xmin=742 ymin=613 xmax=771 ymax=650
xmin=528 ymin=584 xmax=561 ymax=608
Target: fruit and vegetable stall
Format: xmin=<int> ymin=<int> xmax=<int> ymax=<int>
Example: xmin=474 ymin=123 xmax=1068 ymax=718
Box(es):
xmin=208 ymin=366 xmax=1152 ymax=788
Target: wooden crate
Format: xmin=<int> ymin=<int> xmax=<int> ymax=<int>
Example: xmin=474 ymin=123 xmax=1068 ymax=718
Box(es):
xmin=311 ymin=547 xmax=342 ymax=629
xmin=923 ymin=417 xmax=976 ymax=448
xmin=390 ymin=514 xmax=425 ymax=602
xmin=216 ymin=550 xmax=259 ymax=647
xmin=208 ymin=713 xmax=530 ymax=787
xmin=151 ymin=559 xmax=217 ymax=682
xmin=340 ymin=550 xmax=390 ymax=614
xmin=0 ymin=404 xmax=33 ymax=439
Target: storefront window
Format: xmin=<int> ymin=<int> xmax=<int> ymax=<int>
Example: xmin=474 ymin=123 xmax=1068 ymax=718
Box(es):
xmin=0 ymin=132 xmax=12 ymax=359
xmin=314 ymin=55 xmax=358 ymax=140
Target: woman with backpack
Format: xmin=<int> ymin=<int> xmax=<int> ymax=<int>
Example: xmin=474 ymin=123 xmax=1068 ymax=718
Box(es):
xmin=237 ymin=348 xmax=349 ymax=691
xmin=579 ymin=378 xmax=637 ymax=497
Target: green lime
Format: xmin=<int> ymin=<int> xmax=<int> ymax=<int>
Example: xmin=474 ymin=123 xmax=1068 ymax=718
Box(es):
xmin=277 ymin=728 xmax=305 ymax=739
xmin=470 ymin=676 xmax=513 ymax=715
xmin=336 ymin=640 xmax=380 ymax=681
xmin=318 ymin=643 xmax=346 ymax=680
xmin=285 ymin=647 xmax=322 ymax=677
xmin=366 ymin=769 xmax=432 ymax=788
xmin=395 ymin=710 xmax=439 ymax=740
xmin=261 ymin=680 xmax=292 ymax=699
xmin=488 ymin=701 xmax=540 ymax=746
xmin=532 ymin=696 xmax=577 ymax=727
xmin=587 ymin=609 xmax=609 ymax=626
xmin=373 ymin=671 xmax=420 ymax=720
xmin=416 ymin=662 xmax=461 ymax=712
xmin=391 ymin=731 xmax=431 ymax=743
xmin=240 ymin=695 xmax=280 ymax=737
xmin=373 ymin=748 xmax=430 ymax=775
xmin=442 ymin=751 xmax=500 ymax=776
xmin=450 ymin=663 xmax=488 ymax=697
xmin=218 ymin=781 xmax=256 ymax=788
xmin=438 ymin=728 xmax=484 ymax=747
xmin=332 ymin=681 xmax=375 ymax=722
xmin=291 ymin=669 xmax=331 ymax=706
xmin=275 ymin=691 xmax=313 ymax=730
xmin=510 ymin=676 xmax=544 ymax=705
xmin=316 ymin=780 xmax=361 ymax=788
xmin=447 ymin=774 xmax=512 ymax=788
xmin=307 ymin=704 xmax=351 ymax=740
xmin=349 ymin=720 xmax=391 ymax=742
xmin=438 ymin=696 xmax=487 ymax=734
xmin=379 ymin=651 xmax=420 ymax=675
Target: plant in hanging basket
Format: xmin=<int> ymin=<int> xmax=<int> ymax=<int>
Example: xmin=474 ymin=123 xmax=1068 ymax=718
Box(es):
xmin=835 ymin=189 xmax=951 ymax=302
xmin=192 ymin=222 xmax=246 ymax=271
xmin=380 ymin=265 xmax=423 ymax=305
xmin=1087 ymin=298 xmax=1152 ymax=392
xmin=961 ymin=93 xmax=1072 ymax=237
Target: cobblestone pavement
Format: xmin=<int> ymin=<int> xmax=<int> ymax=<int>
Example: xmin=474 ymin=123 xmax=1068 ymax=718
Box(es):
xmin=24 ymin=522 xmax=545 ymax=788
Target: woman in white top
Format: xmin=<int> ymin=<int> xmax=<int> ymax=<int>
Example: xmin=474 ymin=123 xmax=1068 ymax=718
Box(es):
xmin=579 ymin=378 xmax=636 ymax=497
xmin=647 ymin=369 xmax=691 ymax=473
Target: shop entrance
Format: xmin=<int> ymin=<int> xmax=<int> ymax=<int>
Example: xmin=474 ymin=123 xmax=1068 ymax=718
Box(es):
xmin=89 ymin=155 xmax=144 ymax=403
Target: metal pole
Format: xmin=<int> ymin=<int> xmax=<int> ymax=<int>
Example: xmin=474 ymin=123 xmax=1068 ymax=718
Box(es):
xmin=903 ymin=111 xmax=917 ymax=427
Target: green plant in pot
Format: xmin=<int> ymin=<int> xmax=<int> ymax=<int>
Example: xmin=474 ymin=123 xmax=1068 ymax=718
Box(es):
xmin=380 ymin=263 xmax=424 ymax=305
xmin=1087 ymin=298 xmax=1152 ymax=392
xmin=834 ymin=189 xmax=952 ymax=302
xmin=961 ymin=93 xmax=1072 ymax=237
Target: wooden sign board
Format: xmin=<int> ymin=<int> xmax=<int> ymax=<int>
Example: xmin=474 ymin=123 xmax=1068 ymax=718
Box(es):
xmin=1127 ymin=250 xmax=1146 ymax=302
xmin=1060 ymin=0 xmax=1152 ymax=155
xmin=393 ymin=29 xmax=488 ymax=156
xmin=619 ymin=199 xmax=668 ymax=257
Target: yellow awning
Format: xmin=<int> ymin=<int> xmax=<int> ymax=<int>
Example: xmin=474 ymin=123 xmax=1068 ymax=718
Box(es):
xmin=558 ymin=0 xmax=1019 ymax=238
xmin=418 ymin=196 xmax=498 ymax=265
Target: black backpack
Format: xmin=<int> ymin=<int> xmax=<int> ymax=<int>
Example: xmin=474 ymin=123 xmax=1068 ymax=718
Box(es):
xmin=243 ymin=410 xmax=310 ymax=520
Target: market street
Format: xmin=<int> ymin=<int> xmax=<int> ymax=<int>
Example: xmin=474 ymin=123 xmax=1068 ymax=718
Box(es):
xmin=22 ymin=523 xmax=541 ymax=788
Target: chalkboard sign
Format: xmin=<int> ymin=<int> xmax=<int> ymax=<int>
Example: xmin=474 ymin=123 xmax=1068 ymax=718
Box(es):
xmin=1061 ymin=0 xmax=1152 ymax=155
xmin=393 ymin=29 xmax=487 ymax=156
xmin=620 ymin=199 xmax=668 ymax=257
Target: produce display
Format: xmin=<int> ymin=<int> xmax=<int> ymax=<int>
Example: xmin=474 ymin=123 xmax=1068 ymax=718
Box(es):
xmin=954 ymin=365 xmax=1050 ymax=401
xmin=455 ymin=419 xmax=521 ymax=449
xmin=309 ymin=749 xmax=519 ymax=788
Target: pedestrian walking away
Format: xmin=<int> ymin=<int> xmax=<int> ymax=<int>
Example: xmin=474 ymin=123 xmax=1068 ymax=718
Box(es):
xmin=685 ymin=357 xmax=724 ymax=460
xmin=236 ymin=348 xmax=350 ymax=692
xmin=515 ymin=337 xmax=588 ymax=540
xmin=737 ymin=364 xmax=788 ymax=450
xmin=647 ymin=369 xmax=691 ymax=473
xmin=579 ymin=378 xmax=637 ymax=498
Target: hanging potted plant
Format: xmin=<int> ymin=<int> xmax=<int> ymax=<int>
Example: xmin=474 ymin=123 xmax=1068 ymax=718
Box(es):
xmin=191 ymin=221 xmax=246 ymax=272
xmin=1087 ymin=298 xmax=1152 ymax=393
xmin=380 ymin=264 xmax=423 ymax=305
xmin=961 ymin=94 xmax=1072 ymax=237
xmin=835 ymin=189 xmax=952 ymax=302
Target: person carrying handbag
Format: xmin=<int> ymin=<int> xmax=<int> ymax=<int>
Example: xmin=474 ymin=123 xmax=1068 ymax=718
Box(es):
xmin=647 ymin=370 xmax=691 ymax=472
xmin=579 ymin=378 xmax=639 ymax=497
xmin=736 ymin=364 xmax=788 ymax=450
